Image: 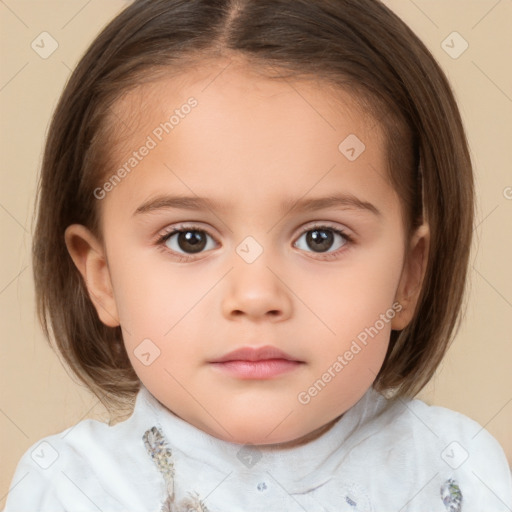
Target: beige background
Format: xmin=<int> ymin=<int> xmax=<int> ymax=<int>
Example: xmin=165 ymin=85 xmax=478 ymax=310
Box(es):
xmin=1 ymin=0 xmax=511 ymax=505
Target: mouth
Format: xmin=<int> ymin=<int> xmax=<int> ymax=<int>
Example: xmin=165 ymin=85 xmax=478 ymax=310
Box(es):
xmin=210 ymin=345 xmax=302 ymax=363
xmin=209 ymin=345 xmax=305 ymax=380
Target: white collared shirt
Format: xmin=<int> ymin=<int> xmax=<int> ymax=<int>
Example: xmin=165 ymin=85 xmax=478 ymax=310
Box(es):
xmin=4 ymin=384 xmax=512 ymax=511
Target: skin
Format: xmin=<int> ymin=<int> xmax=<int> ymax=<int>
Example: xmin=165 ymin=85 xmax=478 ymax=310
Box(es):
xmin=65 ymin=57 xmax=429 ymax=447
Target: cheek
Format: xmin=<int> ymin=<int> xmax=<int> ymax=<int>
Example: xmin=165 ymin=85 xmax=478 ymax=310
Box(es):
xmin=106 ymin=242 xmax=218 ymax=354
xmin=296 ymin=241 xmax=404 ymax=334
xmin=107 ymin=252 xmax=208 ymax=390
xmin=290 ymin=239 xmax=404 ymax=387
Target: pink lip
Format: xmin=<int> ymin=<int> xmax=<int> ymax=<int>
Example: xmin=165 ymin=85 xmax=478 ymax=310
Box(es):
xmin=211 ymin=359 xmax=302 ymax=379
xmin=210 ymin=345 xmax=301 ymax=363
xmin=209 ymin=345 xmax=304 ymax=380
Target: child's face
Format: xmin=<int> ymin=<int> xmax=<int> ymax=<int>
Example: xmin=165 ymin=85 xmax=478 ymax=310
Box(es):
xmin=66 ymin=58 xmax=428 ymax=446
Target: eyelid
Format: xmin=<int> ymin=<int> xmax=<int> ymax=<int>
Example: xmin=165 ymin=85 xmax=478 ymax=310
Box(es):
xmin=296 ymin=221 xmax=352 ymax=235
xmin=155 ymin=223 xmax=219 ymax=245
xmin=155 ymin=221 xmax=352 ymax=241
xmin=155 ymin=221 xmax=354 ymax=260
xmin=294 ymin=222 xmax=353 ymax=249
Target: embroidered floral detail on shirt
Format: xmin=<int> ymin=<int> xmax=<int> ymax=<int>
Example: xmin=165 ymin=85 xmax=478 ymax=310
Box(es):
xmin=143 ymin=426 xmax=211 ymax=512
xmin=345 ymin=495 xmax=357 ymax=507
xmin=337 ymin=482 xmax=371 ymax=512
xmin=440 ymin=478 xmax=462 ymax=512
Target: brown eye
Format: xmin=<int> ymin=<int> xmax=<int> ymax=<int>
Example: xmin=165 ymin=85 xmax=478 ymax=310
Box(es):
xmin=163 ymin=228 xmax=216 ymax=255
xmin=294 ymin=226 xmax=348 ymax=254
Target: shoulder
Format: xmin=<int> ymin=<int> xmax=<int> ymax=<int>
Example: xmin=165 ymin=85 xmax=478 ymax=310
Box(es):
xmin=3 ymin=403 xmax=162 ymax=512
xmin=3 ymin=419 xmax=114 ymax=511
xmin=403 ymin=396 xmax=509 ymax=467
xmin=373 ymin=393 xmax=512 ymax=509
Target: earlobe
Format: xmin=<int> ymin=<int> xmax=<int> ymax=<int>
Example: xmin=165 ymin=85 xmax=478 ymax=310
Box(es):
xmin=391 ymin=223 xmax=430 ymax=331
xmin=64 ymin=224 xmax=120 ymax=327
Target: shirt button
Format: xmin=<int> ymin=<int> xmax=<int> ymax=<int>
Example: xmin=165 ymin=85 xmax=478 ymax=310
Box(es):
xmin=257 ymin=482 xmax=267 ymax=491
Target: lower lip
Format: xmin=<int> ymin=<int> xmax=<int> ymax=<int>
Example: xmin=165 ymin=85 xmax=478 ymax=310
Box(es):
xmin=210 ymin=359 xmax=303 ymax=379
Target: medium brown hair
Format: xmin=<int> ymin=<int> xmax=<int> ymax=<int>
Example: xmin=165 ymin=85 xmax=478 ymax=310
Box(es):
xmin=32 ymin=0 xmax=474 ymax=414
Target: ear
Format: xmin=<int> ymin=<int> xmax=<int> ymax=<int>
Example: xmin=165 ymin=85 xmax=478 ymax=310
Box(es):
xmin=391 ymin=223 xmax=430 ymax=330
xmin=64 ymin=224 xmax=120 ymax=327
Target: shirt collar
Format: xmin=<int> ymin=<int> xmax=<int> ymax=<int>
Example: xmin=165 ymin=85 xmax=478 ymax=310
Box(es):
xmin=133 ymin=384 xmax=389 ymax=490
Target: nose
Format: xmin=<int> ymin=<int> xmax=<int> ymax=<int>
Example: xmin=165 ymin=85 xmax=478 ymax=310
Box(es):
xmin=221 ymin=253 xmax=293 ymax=322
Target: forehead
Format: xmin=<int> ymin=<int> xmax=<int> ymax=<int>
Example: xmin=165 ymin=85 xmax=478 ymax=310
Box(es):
xmin=98 ymin=58 xmax=397 ymax=224
xmin=107 ymin=57 xmax=384 ymax=161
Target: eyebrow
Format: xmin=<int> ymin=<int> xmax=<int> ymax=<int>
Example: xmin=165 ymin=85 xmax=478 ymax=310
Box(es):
xmin=133 ymin=193 xmax=381 ymax=217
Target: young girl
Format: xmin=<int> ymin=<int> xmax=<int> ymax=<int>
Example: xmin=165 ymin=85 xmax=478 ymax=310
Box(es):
xmin=4 ymin=0 xmax=511 ymax=510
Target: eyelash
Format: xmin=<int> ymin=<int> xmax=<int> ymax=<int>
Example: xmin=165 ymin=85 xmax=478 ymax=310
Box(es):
xmin=155 ymin=223 xmax=353 ymax=262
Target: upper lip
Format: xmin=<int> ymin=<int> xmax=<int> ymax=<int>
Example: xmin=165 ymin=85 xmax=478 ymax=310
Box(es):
xmin=210 ymin=345 xmax=302 ymax=363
